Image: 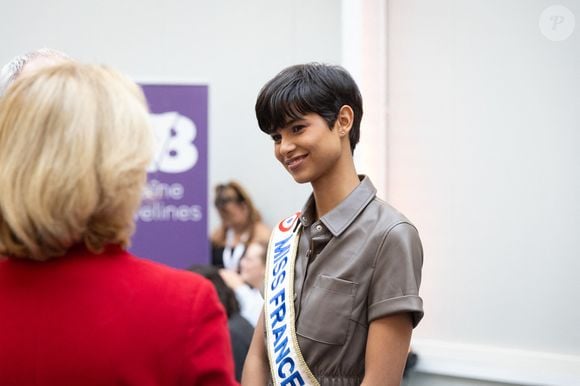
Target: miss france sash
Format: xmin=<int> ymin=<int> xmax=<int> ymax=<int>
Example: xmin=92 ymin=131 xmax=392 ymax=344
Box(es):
xmin=264 ymin=212 xmax=319 ymax=386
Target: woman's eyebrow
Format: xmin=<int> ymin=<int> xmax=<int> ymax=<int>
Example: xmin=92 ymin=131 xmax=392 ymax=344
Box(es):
xmin=282 ymin=117 xmax=305 ymax=128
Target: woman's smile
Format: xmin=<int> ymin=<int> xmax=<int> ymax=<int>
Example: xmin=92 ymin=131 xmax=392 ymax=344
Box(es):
xmin=285 ymin=154 xmax=308 ymax=172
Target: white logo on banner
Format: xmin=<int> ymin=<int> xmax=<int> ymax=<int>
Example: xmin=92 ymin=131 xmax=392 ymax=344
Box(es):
xmin=138 ymin=112 xmax=202 ymax=223
xmin=148 ymin=112 xmax=199 ymax=173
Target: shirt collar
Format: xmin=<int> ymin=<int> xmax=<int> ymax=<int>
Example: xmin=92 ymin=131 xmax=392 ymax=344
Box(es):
xmin=299 ymin=175 xmax=377 ymax=237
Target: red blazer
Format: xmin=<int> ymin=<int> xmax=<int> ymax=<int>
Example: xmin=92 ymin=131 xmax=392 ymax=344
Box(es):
xmin=0 ymin=245 xmax=239 ymax=386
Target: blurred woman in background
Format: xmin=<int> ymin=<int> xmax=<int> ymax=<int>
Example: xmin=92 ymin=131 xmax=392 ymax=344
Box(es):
xmin=0 ymin=63 xmax=238 ymax=386
xmin=211 ymin=181 xmax=270 ymax=271
xmin=219 ymin=241 xmax=267 ymax=327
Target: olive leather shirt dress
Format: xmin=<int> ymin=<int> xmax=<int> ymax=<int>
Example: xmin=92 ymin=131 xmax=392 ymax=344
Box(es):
xmin=266 ymin=176 xmax=424 ymax=386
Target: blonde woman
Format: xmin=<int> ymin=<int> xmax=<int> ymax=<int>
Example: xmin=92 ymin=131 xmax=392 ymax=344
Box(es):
xmin=0 ymin=63 xmax=238 ymax=385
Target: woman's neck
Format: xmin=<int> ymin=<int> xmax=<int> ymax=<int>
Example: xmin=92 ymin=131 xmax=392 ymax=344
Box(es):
xmin=230 ymin=221 xmax=250 ymax=235
xmin=311 ymin=155 xmax=360 ymax=219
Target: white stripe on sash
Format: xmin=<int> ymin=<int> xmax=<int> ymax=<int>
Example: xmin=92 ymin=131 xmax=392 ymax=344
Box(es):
xmin=264 ymin=212 xmax=320 ymax=386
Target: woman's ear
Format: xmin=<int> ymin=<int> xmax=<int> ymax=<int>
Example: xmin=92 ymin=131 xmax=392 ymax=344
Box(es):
xmin=336 ymin=105 xmax=354 ymax=137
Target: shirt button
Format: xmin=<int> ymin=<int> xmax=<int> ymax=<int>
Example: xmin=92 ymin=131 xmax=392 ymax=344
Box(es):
xmin=315 ymin=225 xmax=323 ymax=232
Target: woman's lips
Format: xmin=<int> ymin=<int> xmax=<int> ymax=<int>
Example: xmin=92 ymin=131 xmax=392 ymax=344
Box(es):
xmin=286 ymin=154 xmax=307 ymax=172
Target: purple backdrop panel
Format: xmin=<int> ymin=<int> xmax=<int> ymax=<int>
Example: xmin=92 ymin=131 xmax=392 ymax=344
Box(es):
xmin=130 ymin=85 xmax=208 ymax=268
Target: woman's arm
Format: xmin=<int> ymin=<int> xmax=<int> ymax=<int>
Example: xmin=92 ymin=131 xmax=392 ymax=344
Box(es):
xmin=361 ymin=313 xmax=413 ymax=386
xmin=241 ymin=310 xmax=270 ymax=386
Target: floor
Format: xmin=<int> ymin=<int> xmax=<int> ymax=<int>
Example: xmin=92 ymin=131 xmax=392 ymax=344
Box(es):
xmin=403 ymin=372 xmax=528 ymax=386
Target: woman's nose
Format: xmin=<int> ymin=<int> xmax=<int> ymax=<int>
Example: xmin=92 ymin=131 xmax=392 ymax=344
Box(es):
xmin=278 ymin=134 xmax=296 ymax=155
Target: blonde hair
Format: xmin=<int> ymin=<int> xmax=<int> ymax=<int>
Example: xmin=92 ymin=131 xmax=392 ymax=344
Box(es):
xmin=0 ymin=63 xmax=153 ymax=260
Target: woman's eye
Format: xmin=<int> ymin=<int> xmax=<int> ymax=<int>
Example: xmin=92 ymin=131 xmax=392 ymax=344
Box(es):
xmin=292 ymin=125 xmax=304 ymax=133
xmin=271 ymin=135 xmax=281 ymax=143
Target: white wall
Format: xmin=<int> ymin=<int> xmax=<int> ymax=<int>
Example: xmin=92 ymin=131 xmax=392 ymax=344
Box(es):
xmin=0 ymin=0 xmax=342 ymax=231
xmin=387 ymin=1 xmax=580 ymax=384
xmin=341 ymin=0 xmax=389 ymax=198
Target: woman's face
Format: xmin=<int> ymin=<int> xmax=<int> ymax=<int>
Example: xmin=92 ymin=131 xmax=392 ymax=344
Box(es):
xmin=240 ymin=243 xmax=266 ymax=289
xmin=271 ymin=113 xmax=344 ymax=185
xmin=216 ymin=187 xmax=248 ymax=229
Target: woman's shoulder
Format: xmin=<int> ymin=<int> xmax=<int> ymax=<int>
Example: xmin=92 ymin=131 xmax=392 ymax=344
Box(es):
xmin=368 ymin=198 xmax=417 ymax=230
xmin=210 ymin=226 xmax=226 ymax=245
xmin=252 ymin=222 xmax=271 ymax=242
xmin=122 ymin=252 xmax=210 ymax=288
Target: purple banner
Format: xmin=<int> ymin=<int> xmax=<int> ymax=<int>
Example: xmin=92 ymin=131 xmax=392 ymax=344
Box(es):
xmin=130 ymin=85 xmax=208 ymax=269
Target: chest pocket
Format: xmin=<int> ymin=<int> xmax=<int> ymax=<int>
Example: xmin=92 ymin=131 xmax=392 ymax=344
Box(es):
xmin=297 ymin=275 xmax=358 ymax=345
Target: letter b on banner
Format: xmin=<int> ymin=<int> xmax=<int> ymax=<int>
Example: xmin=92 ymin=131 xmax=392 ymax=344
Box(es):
xmin=148 ymin=112 xmax=198 ymax=173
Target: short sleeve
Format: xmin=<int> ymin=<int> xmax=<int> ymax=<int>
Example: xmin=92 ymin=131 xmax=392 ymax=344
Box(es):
xmin=368 ymin=222 xmax=424 ymax=327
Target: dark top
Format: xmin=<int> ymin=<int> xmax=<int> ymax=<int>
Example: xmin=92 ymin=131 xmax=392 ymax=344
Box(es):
xmin=228 ymin=313 xmax=255 ymax=381
xmin=211 ymin=244 xmax=226 ymax=268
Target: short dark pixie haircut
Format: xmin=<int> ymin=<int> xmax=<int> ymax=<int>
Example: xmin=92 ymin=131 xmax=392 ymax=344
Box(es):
xmin=255 ymin=63 xmax=363 ymax=153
